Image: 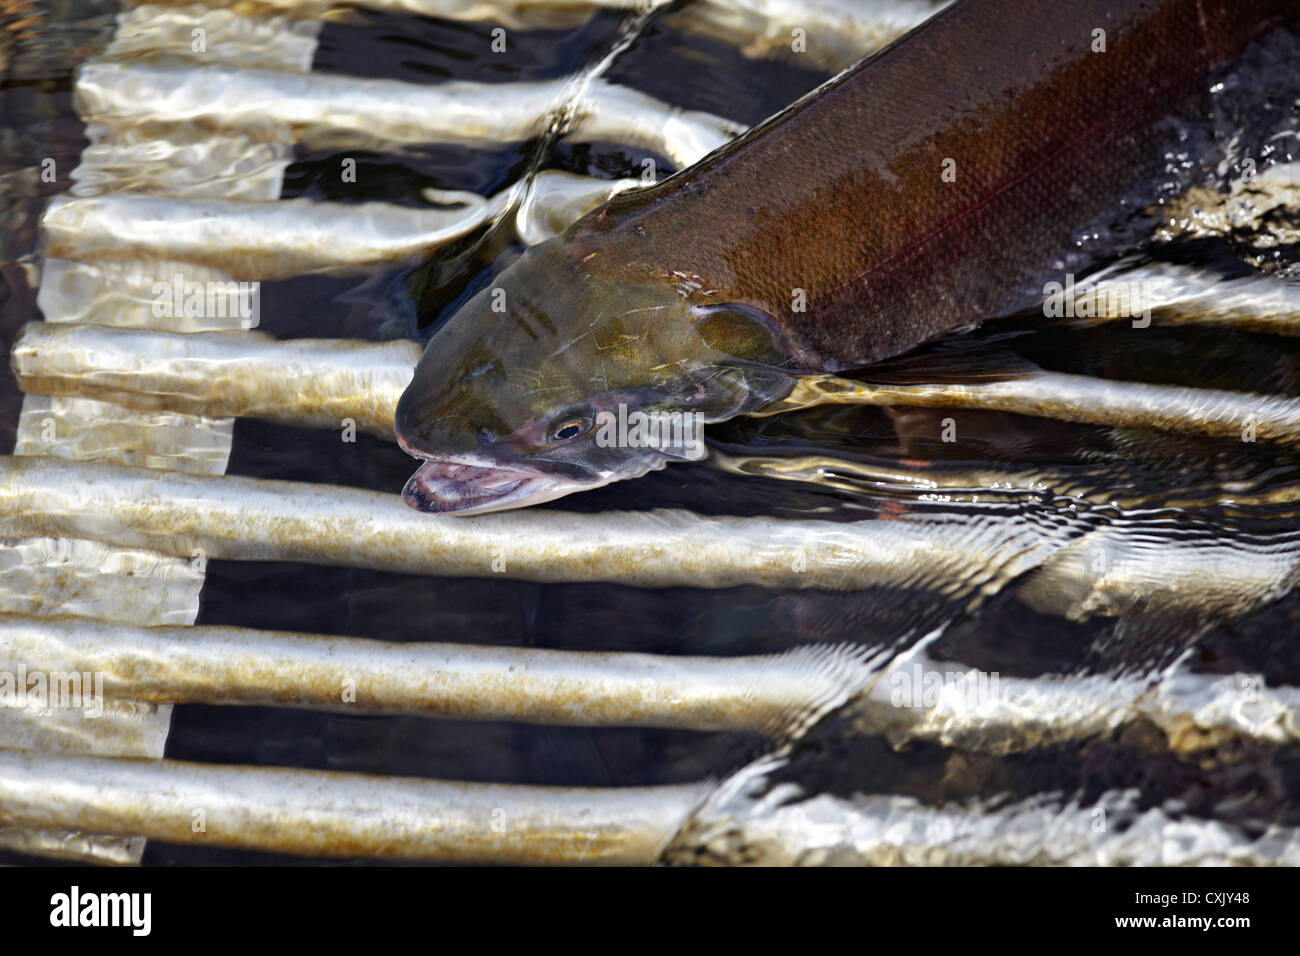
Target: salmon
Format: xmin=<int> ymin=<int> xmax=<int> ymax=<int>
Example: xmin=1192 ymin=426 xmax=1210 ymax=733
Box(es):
xmin=396 ymin=0 xmax=1299 ymax=514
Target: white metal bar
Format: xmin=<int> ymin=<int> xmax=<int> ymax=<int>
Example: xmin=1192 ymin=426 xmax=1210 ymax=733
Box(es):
xmin=0 ymin=0 xmax=323 ymax=864
xmin=191 ymin=0 xmax=941 ymax=71
xmin=850 ymin=642 xmax=1300 ymax=754
xmin=76 ymin=61 xmax=743 ymax=167
xmin=37 ymin=258 xmax=266 ymax=331
xmin=0 ymin=537 xmax=203 ymax=627
xmin=105 ymin=5 xmax=322 ymax=72
xmin=265 ymin=0 xmax=661 ymax=28
xmin=12 ymin=323 xmax=421 ymax=438
xmin=514 ymin=171 xmax=641 ymax=244
xmin=41 ymin=193 xmax=509 ymax=278
xmin=0 ymin=615 xmax=879 ymax=736
xmin=1048 ymin=260 xmax=1300 ymax=336
xmin=15 ymin=394 xmax=233 ymax=475
xmin=0 ymin=455 xmax=1064 ymax=594
xmin=69 ymin=135 xmax=295 ymax=201
xmin=2 ymin=455 xmax=1296 ymax=630
xmin=9 ymin=612 xmax=1292 ymax=751
xmin=679 ymin=0 xmax=948 ymax=71
xmin=770 ymin=369 xmax=1300 ymax=442
xmin=0 ymin=749 xmax=707 ymax=864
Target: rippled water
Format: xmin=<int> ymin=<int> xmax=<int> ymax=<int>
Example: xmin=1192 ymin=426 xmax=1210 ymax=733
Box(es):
xmin=3 ymin=0 xmax=1300 ymax=865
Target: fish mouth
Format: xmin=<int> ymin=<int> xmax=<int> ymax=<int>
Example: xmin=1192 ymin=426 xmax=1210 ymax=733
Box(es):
xmin=400 ymin=452 xmax=597 ymax=516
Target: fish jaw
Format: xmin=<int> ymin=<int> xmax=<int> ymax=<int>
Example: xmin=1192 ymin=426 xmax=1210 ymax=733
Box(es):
xmin=401 ymin=456 xmax=603 ymax=515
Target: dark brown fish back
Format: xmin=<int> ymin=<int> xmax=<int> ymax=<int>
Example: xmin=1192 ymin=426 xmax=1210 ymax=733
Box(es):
xmin=576 ymin=0 xmax=1297 ymax=369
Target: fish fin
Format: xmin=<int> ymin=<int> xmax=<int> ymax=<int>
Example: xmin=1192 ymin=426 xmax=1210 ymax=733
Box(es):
xmin=692 ymin=303 xmax=784 ymax=363
xmin=692 ymin=302 xmax=832 ymax=370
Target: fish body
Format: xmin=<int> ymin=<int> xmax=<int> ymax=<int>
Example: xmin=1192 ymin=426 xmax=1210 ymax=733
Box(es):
xmin=396 ymin=0 xmax=1299 ymax=514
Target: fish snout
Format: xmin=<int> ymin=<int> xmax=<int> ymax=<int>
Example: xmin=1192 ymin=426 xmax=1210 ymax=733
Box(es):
xmin=393 ymin=385 xmax=468 ymax=461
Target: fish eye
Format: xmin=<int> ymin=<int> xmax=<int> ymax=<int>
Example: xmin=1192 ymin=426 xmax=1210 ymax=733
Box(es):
xmin=548 ymin=412 xmax=593 ymax=443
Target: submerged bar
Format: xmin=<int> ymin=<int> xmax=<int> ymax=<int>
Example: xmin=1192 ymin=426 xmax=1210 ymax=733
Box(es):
xmin=671 ymin=776 xmax=1300 ymax=865
xmin=678 ymin=0 xmax=948 ymax=71
xmin=12 ymin=324 xmax=421 ymax=438
xmin=2 ymin=456 xmax=1296 ymax=627
xmin=76 ymin=62 xmax=742 ymax=167
xmin=0 ymin=749 xmax=706 ymax=864
xmin=42 ymin=194 xmax=510 ymax=279
xmin=766 ymin=369 xmax=1300 ymax=443
xmin=850 ymin=646 xmax=1300 ymax=754
xmin=1048 ymin=261 xmax=1300 ymax=336
xmin=6 ymin=612 xmax=1290 ymax=750
xmin=0 ymin=615 xmax=878 ymax=736
xmin=0 ymin=455 xmax=1061 ymax=593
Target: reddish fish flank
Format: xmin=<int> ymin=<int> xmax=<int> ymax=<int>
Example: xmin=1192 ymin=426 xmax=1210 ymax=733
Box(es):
xmin=573 ymin=0 xmax=1297 ymax=367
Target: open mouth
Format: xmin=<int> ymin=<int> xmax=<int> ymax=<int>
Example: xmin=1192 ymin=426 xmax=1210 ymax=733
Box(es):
xmin=402 ymin=459 xmax=560 ymax=515
xmin=396 ymin=434 xmax=639 ymax=516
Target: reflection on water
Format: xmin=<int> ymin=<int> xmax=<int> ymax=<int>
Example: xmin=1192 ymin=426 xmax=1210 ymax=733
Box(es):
xmin=2 ymin=0 xmax=1300 ymax=865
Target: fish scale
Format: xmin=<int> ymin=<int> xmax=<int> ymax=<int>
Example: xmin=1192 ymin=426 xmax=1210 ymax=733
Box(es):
xmin=571 ymin=0 xmax=1299 ymax=367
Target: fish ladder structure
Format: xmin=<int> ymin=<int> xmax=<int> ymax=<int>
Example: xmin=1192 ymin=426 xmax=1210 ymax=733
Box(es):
xmin=3 ymin=0 xmax=1300 ymax=865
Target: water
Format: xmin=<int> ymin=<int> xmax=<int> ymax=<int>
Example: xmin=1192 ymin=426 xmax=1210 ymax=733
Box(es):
xmin=2 ymin=0 xmax=1299 ymax=865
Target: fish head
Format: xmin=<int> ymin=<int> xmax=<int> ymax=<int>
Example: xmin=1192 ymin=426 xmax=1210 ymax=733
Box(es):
xmin=395 ymin=235 xmax=798 ymax=514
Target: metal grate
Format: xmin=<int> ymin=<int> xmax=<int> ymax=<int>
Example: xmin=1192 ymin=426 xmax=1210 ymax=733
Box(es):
xmin=2 ymin=0 xmax=1299 ymax=865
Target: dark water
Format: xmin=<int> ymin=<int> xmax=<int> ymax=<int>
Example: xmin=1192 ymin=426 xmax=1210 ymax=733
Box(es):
xmin=2 ymin=0 xmax=1300 ymax=865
